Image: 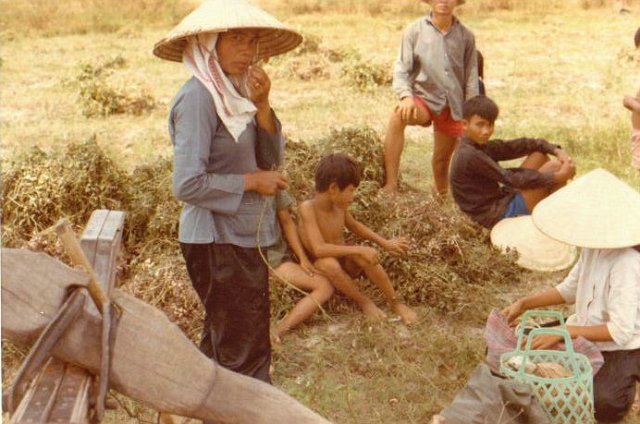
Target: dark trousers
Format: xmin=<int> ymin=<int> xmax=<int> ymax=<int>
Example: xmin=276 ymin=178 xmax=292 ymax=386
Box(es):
xmin=594 ymin=348 xmax=640 ymax=422
xmin=180 ymin=242 xmax=272 ymax=384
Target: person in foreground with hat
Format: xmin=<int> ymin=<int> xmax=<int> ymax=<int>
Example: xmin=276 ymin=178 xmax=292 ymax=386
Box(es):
xmin=502 ymin=168 xmax=640 ymax=423
xmin=153 ymin=0 xmax=301 ymax=385
xmin=381 ymin=0 xmax=479 ymax=196
xmin=449 ymin=95 xmax=576 ymax=229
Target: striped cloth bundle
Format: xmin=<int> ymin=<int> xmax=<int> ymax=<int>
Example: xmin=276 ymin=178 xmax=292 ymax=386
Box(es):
xmin=484 ymin=308 xmax=604 ymax=375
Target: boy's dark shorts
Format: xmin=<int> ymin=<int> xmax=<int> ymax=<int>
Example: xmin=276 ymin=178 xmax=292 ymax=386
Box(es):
xmin=502 ymin=192 xmax=530 ymax=219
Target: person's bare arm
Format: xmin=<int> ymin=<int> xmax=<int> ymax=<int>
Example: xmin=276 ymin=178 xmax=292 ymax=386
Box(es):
xmin=277 ymin=208 xmax=317 ymax=275
xmin=501 ymin=287 xmax=566 ymax=325
xmin=531 ymin=324 xmax=613 ymax=350
xmin=298 ymin=202 xmax=377 ymax=262
xmin=345 ymin=212 xmax=409 ymax=255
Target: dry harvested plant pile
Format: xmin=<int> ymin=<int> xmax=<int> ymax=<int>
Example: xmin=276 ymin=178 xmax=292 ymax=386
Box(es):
xmin=76 ymin=55 xmax=155 ymax=117
xmin=274 ymin=127 xmax=523 ymax=323
xmin=2 ymin=126 xmax=522 ymax=340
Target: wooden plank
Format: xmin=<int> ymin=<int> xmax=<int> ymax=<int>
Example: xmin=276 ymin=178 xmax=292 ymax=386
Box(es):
xmin=79 ymin=210 xmax=109 ymax=269
xmin=94 ymin=211 xmax=125 ymax=293
xmin=10 ymin=358 xmax=65 ymax=424
xmin=48 ymin=364 xmax=91 ymax=424
xmin=1 ymin=249 xmax=91 ymax=346
xmin=7 ymin=210 xmax=125 ymax=424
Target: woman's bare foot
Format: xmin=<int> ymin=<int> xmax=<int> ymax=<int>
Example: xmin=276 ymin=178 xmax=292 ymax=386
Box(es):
xmin=360 ymin=301 xmax=387 ymax=320
xmin=392 ymin=303 xmax=418 ymax=325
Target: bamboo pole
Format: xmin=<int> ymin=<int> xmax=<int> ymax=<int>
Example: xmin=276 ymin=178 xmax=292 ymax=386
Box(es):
xmin=54 ymin=218 xmax=109 ymax=314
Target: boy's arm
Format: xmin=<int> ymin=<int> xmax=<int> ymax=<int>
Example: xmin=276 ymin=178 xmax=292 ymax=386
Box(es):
xmin=486 ymin=138 xmax=575 ymax=185
xmin=392 ymin=25 xmax=418 ymax=100
xmin=298 ymin=202 xmax=374 ymax=260
xmin=468 ymin=148 xmax=556 ymax=190
xmin=344 ymin=212 xmax=408 ymax=255
xmin=463 ymin=34 xmax=479 ymax=100
xmin=277 ymin=208 xmax=316 ymax=274
xmin=485 ymin=137 xmax=560 ymax=162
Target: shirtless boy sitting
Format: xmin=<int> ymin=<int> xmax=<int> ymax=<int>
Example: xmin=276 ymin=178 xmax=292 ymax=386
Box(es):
xmin=298 ymin=153 xmax=418 ymax=325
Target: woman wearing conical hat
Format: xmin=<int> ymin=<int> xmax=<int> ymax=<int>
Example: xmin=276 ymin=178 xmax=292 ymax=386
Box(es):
xmin=154 ymin=0 xmax=301 ymax=385
xmin=502 ymin=169 xmax=640 ymax=423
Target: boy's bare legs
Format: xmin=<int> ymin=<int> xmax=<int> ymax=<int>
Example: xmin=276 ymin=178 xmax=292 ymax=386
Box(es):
xmin=382 ymin=104 xmax=431 ymax=193
xmin=519 ymin=152 xmax=565 ymax=211
xmin=349 ymin=256 xmax=418 ymax=325
xmin=272 ymin=262 xmax=334 ymax=341
xmin=624 ymin=93 xmax=640 ymax=127
xmin=314 ymin=257 xmax=387 ymax=320
xmin=432 ymin=131 xmax=459 ymax=196
xmin=624 ymin=92 xmax=640 ymax=169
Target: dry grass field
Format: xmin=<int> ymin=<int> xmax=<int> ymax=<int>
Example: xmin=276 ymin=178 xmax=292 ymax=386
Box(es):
xmin=2 ymin=0 xmax=640 ymax=423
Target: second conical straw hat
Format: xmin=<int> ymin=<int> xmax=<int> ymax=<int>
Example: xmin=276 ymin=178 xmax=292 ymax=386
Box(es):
xmin=532 ymin=168 xmax=640 ymax=249
xmin=153 ymin=0 xmax=302 ymax=62
xmin=490 ymin=215 xmax=577 ymax=272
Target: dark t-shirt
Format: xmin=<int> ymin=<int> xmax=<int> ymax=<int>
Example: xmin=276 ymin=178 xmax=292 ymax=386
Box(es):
xmin=450 ymin=137 xmax=559 ymax=228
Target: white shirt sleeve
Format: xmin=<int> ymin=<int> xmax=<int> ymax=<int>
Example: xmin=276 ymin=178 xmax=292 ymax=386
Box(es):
xmin=555 ymin=252 xmax=583 ymax=304
xmin=605 ymin=252 xmax=640 ymax=347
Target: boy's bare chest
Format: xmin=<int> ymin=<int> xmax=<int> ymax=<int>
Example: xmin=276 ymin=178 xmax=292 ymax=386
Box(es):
xmin=314 ymin=209 xmax=345 ymax=243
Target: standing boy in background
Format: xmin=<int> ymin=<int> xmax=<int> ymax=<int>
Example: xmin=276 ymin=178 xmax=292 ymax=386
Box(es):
xmin=382 ymin=0 xmax=478 ymax=196
xmin=299 ymin=154 xmax=418 ymax=325
xmin=624 ymin=90 xmax=640 ymax=170
xmin=623 ymin=29 xmax=640 ymax=170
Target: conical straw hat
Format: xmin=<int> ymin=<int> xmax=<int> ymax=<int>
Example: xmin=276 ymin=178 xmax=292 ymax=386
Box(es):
xmin=490 ymin=216 xmax=577 ymax=272
xmin=153 ymin=0 xmax=302 ymax=62
xmin=422 ymin=0 xmax=466 ymax=5
xmin=532 ymin=168 xmax=640 ymax=249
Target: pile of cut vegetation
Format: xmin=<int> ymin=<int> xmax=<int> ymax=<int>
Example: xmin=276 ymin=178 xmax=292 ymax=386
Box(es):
xmin=2 ymin=127 xmax=522 ymax=339
xmin=272 ymin=127 xmax=523 ymax=323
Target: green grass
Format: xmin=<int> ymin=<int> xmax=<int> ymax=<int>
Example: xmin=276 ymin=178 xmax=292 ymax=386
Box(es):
xmin=2 ymin=1 xmax=640 ymax=423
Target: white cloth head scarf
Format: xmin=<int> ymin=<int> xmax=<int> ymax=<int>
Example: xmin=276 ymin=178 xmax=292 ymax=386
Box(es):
xmin=183 ymin=33 xmax=257 ymax=142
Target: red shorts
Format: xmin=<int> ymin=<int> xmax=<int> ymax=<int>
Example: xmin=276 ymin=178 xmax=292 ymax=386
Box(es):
xmin=413 ymin=96 xmax=464 ymax=138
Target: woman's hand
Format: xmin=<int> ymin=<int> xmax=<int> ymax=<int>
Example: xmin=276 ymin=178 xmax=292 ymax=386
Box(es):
xmin=247 ymin=65 xmax=271 ymax=109
xmin=501 ymin=299 xmax=527 ymax=326
xmin=530 ymin=333 xmax=563 ymax=350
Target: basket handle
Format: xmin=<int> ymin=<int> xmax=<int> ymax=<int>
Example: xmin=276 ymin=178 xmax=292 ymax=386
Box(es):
xmin=523 ymin=327 xmax=576 ymax=354
xmin=517 ymin=327 xmax=580 ymax=377
xmin=515 ymin=310 xmax=566 ymax=349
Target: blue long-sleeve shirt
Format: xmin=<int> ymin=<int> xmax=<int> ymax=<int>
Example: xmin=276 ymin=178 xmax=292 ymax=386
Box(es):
xmin=169 ymin=77 xmax=283 ymax=246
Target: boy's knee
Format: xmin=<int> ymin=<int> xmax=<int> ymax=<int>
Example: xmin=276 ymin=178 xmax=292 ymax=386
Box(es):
xmin=540 ymin=159 xmax=562 ymax=173
xmin=389 ymin=108 xmax=407 ymax=128
xmin=315 ymin=258 xmax=343 ymax=277
xmin=318 ymin=281 xmax=335 ymax=299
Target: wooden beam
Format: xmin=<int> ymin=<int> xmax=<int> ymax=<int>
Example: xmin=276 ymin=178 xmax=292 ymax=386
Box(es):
xmin=7 ymin=211 xmax=125 ymax=424
xmin=2 ymin=248 xmax=332 ymax=424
